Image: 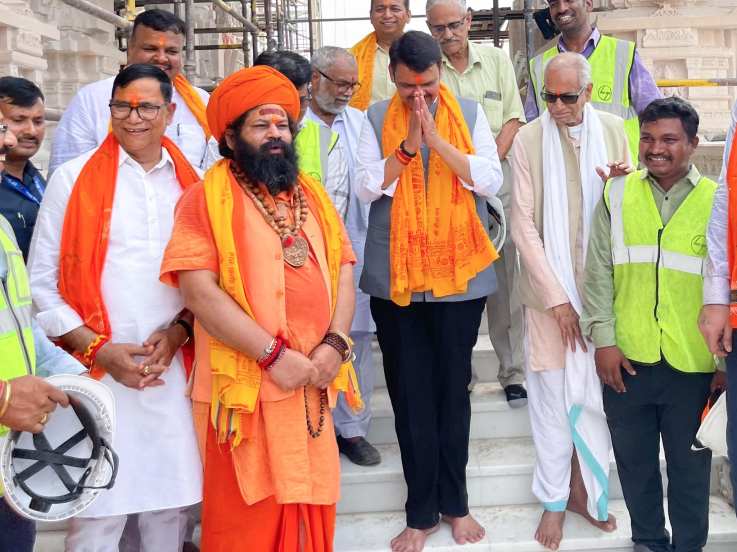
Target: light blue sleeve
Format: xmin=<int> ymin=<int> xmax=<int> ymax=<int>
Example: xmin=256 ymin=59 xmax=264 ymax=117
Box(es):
xmin=32 ymin=319 xmax=86 ymax=377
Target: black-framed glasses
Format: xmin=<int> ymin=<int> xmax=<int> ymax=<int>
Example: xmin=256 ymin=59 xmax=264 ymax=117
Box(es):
xmin=109 ymin=102 xmax=166 ymax=121
xmin=428 ymin=16 xmax=467 ymax=36
xmin=316 ymin=69 xmax=361 ymax=92
xmin=541 ymin=86 xmax=586 ymax=105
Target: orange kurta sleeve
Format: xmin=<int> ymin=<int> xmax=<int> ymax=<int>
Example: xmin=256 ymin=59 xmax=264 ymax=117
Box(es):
xmin=160 ymin=181 xmax=219 ymax=288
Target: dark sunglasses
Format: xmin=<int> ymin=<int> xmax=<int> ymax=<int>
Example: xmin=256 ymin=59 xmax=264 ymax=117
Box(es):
xmin=541 ymin=86 xmax=586 ymax=105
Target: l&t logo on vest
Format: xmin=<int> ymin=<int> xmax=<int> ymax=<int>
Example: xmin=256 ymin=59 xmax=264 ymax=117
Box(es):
xmin=597 ymin=84 xmax=613 ymax=102
xmin=691 ymin=235 xmax=707 ymax=256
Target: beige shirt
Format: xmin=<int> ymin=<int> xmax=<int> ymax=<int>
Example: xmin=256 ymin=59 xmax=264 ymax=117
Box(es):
xmin=510 ymin=111 xmax=630 ymax=370
xmin=370 ymin=45 xmax=396 ymax=105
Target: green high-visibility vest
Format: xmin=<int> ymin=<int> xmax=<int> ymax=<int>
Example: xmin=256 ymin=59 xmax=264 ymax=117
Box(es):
xmin=529 ymin=35 xmax=640 ymax=163
xmin=603 ymin=170 xmax=716 ymax=373
xmin=0 ymin=215 xmax=37 ymax=434
xmin=295 ymin=120 xmax=339 ymax=185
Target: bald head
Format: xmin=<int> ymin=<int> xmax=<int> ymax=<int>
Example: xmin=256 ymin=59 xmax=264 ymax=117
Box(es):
xmin=544 ymin=52 xmax=592 ymax=89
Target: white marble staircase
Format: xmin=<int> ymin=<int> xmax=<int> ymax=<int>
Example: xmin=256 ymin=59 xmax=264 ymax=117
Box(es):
xmin=333 ymin=326 xmax=737 ymax=552
xmin=33 ymin=324 xmax=737 ymax=551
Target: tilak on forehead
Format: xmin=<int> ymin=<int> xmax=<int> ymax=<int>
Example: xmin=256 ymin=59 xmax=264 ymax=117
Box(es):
xmin=259 ymin=107 xmax=287 ymax=117
xmin=158 ymin=36 xmax=165 ymax=48
xmin=121 ymin=91 xmax=140 ymax=107
xmin=414 ymin=75 xmax=424 ymax=85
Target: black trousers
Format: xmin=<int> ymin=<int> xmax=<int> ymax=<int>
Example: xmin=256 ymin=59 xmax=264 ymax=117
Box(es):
xmin=371 ymin=296 xmax=486 ymax=529
xmin=603 ymin=361 xmax=713 ymax=552
xmin=0 ymin=499 xmax=35 ymax=552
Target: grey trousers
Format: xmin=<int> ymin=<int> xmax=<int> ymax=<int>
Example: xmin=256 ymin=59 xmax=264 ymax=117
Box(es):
xmin=65 ymin=507 xmax=189 ymax=552
xmin=333 ymin=331 xmax=375 ymax=438
xmin=483 ymin=159 xmax=525 ymax=388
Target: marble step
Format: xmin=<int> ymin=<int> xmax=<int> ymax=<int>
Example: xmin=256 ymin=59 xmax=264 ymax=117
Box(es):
xmin=337 ymin=436 xmax=726 ymax=515
xmin=366 ymin=382 xmax=531 ymax=446
xmin=334 ymin=497 xmax=737 ymax=552
xmin=371 ymin=334 xmax=501 ymax=390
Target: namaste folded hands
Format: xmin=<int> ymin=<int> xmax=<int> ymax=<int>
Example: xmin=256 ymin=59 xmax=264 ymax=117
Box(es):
xmin=405 ymin=92 xmax=442 ymax=153
xmin=268 ymin=344 xmax=342 ymax=391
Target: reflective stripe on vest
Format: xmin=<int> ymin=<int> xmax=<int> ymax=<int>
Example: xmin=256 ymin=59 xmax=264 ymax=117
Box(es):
xmin=0 ymin=216 xmax=37 ymax=437
xmin=529 ymin=36 xmax=639 ymax=161
xmin=295 ymin=120 xmax=339 ymax=185
xmin=604 ymin=170 xmax=716 ymax=373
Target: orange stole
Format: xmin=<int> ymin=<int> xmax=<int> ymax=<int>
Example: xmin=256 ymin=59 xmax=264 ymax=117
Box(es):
xmin=173 ymin=74 xmax=212 ymax=140
xmin=728 ymin=137 xmax=737 ymax=325
xmin=348 ymin=32 xmax=377 ymax=111
xmin=382 ymin=85 xmax=499 ymax=306
xmin=58 ymin=133 xmax=200 ymax=378
xmin=201 ymin=423 xmax=336 ymax=552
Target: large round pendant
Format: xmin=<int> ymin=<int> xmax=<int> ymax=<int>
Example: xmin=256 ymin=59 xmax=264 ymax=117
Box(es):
xmin=283 ymin=236 xmax=309 ymax=268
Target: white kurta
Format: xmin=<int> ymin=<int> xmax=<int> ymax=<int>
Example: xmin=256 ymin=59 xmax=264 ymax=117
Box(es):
xmin=28 ymin=147 xmax=203 ymax=517
xmin=48 ymin=76 xmax=219 ymax=174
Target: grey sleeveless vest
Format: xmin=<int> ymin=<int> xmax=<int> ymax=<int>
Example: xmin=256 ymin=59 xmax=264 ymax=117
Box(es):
xmin=359 ymin=97 xmax=498 ymax=302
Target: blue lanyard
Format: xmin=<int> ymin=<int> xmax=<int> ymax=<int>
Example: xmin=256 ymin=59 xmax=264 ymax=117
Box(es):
xmin=2 ymin=171 xmax=45 ymax=206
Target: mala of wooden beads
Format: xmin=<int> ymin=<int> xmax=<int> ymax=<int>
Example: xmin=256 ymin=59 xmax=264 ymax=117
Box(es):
xmin=231 ymin=163 xmax=310 ymax=267
xmin=305 ymin=388 xmax=328 ymax=439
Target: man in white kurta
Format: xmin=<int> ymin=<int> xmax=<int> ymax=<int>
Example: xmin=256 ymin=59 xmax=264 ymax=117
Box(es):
xmin=29 ymin=64 xmax=201 ymax=551
xmin=48 ymin=9 xmax=217 ymax=174
xmin=306 ymin=46 xmax=381 ymax=466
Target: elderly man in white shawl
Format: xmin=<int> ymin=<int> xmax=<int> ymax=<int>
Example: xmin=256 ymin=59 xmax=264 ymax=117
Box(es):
xmin=510 ymin=52 xmax=632 ymax=551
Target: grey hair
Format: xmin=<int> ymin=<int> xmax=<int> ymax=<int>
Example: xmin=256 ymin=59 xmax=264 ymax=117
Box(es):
xmin=425 ymin=0 xmax=467 ymax=14
xmin=311 ymin=46 xmax=357 ymax=73
xmin=544 ymin=52 xmax=592 ymax=88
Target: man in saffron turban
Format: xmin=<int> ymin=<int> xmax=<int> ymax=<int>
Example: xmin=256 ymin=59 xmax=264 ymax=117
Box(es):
xmin=160 ymin=65 xmax=362 ymax=551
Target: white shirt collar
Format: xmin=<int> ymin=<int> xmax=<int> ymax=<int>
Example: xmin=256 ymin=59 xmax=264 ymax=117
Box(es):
xmin=117 ymin=144 xmax=174 ymax=173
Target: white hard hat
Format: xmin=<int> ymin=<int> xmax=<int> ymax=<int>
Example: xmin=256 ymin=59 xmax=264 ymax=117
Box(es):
xmin=486 ymin=195 xmax=507 ymax=251
xmin=0 ymin=374 xmax=118 ymax=522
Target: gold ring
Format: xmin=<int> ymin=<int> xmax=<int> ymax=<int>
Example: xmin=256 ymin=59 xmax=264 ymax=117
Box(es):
xmin=142 ymin=365 xmax=151 ymax=376
xmin=40 ymin=413 xmax=48 ymax=425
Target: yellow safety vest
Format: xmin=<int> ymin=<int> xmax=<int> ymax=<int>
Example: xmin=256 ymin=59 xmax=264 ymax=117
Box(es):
xmin=295 ymin=120 xmax=339 ymax=185
xmin=0 ymin=215 xmax=37 ymax=435
xmin=529 ymin=35 xmax=640 ymax=163
xmin=604 ymin=170 xmax=716 ymax=373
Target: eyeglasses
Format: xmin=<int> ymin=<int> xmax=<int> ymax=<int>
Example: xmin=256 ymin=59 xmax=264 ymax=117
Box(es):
xmin=541 ymin=86 xmax=586 ymax=105
xmin=109 ymin=102 xmax=166 ymax=121
xmin=316 ymin=69 xmax=361 ymax=92
xmin=428 ymin=16 xmax=467 ymax=36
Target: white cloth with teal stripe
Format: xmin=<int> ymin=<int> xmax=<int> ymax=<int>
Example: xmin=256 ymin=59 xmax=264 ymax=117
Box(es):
xmin=541 ymin=103 xmax=612 ymax=521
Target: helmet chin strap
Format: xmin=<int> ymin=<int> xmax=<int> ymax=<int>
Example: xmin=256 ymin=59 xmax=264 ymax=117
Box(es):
xmin=10 ymin=396 xmax=118 ymax=513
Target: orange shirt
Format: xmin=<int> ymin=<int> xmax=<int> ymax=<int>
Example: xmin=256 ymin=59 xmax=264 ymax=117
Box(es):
xmin=161 ymin=181 xmax=355 ymax=506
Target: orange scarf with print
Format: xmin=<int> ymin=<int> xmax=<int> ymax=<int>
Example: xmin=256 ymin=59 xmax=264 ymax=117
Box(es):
xmin=58 ymin=133 xmax=200 ymax=378
xmin=349 ymin=32 xmax=377 ymax=111
xmin=726 ymin=137 xmax=737 ymax=325
xmin=383 ymin=85 xmax=499 ymax=306
xmin=173 ymin=74 xmax=211 ymax=140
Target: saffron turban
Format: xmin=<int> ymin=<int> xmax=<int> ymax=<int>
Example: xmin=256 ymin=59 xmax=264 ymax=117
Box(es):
xmin=206 ymin=65 xmax=301 ymax=142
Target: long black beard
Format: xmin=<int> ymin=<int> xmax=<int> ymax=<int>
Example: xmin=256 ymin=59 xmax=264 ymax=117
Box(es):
xmin=233 ymin=137 xmax=299 ymax=196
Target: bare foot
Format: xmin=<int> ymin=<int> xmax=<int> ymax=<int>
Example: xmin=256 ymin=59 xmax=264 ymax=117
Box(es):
xmin=390 ymin=525 xmax=439 ymax=552
xmin=535 ymin=510 xmax=565 ymax=551
xmin=441 ymin=514 xmax=486 ymax=545
xmin=566 ymin=497 xmax=616 ymax=532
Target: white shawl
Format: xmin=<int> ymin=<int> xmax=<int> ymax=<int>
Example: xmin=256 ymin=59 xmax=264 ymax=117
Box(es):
xmin=541 ymin=103 xmax=612 ymax=521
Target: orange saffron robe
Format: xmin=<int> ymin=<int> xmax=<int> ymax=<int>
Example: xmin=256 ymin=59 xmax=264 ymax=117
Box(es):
xmin=160 ymin=180 xmax=355 ymax=549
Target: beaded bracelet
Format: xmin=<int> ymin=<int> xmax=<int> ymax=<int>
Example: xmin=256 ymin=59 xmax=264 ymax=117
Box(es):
xmin=0 ymin=380 xmax=12 ymax=419
xmin=322 ymin=331 xmax=353 ymax=363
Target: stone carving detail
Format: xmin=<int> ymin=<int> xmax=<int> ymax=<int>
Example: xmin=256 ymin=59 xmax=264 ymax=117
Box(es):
xmin=651 ymin=2 xmax=680 ymax=17
xmin=642 ymin=28 xmax=697 ymax=47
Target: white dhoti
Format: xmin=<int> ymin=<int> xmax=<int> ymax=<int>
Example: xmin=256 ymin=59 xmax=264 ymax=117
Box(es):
xmin=526 ymin=358 xmax=572 ymax=511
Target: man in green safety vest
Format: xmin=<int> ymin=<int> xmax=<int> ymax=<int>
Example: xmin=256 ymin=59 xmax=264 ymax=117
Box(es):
xmin=0 ymin=119 xmax=86 ymax=552
xmin=524 ymin=0 xmax=661 ymax=163
xmin=255 ymin=50 xmax=349 ymax=219
xmin=581 ymin=97 xmax=726 ymax=552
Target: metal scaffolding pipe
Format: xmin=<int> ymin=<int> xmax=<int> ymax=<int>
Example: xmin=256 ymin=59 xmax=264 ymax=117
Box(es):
xmin=194 ymin=26 xmax=245 ymax=34
xmin=184 ymin=0 xmax=196 ymax=81
xmin=61 ymin=0 xmax=132 ymax=30
xmin=657 ymin=78 xmax=737 ymax=87
xmin=242 ymin=0 xmax=250 ymax=65
xmin=251 ymin=0 xmax=259 ymax=63
xmin=264 ymin=0 xmax=275 ymax=51
xmin=523 ymin=0 xmax=535 ymax=66
xmin=212 ymin=0 xmax=259 ymax=34
xmin=195 ymin=44 xmax=244 ymax=50
xmin=306 ymin=0 xmax=314 ymax=56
